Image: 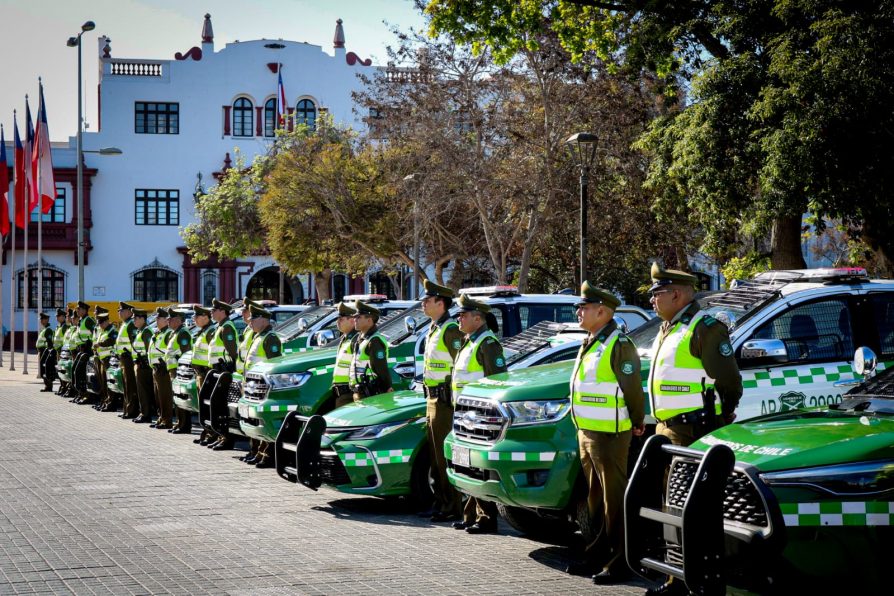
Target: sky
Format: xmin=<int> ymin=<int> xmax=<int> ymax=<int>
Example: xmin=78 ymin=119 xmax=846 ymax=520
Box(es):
xmin=0 ymin=0 xmax=427 ymax=142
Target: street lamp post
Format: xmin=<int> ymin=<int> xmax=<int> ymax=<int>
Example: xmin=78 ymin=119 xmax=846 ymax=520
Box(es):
xmin=566 ymin=132 xmax=599 ymax=284
xmin=68 ymin=20 xmax=95 ymax=302
xmin=403 ymin=173 xmax=422 ymax=300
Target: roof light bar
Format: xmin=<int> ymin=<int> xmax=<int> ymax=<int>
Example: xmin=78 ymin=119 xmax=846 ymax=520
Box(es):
xmin=343 ymin=294 xmax=389 ymax=302
xmin=458 ymin=285 xmax=520 ymax=296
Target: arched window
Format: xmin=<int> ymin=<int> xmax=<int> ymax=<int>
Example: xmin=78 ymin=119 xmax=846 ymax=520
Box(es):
xmin=202 ymin=270 xmax=219 ymax=305
xmin=264 ymin=98 xmax=277 ymax=137
xmin=17 ymin=263 xmax=66 ymax=309
xmin=232 ymin=97 xmax=254 ymax=137
xmin=296 ymin=98 xmax=316 ymax=130
xmin=132 ymin=260 xmax=179 ymax=301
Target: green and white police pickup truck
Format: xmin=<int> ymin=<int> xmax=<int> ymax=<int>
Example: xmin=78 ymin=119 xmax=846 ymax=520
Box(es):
xmin=626 ymin=346 xmax=894 ymax=594
xmin=444 ymin=267 xmax=894 ymax=541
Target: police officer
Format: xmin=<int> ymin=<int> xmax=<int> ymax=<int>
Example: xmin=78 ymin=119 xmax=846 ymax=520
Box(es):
xmin=243 ymin=304 xmax=282 ymax=468
xmin=450 ymin=294 xmax=506 ymax=534
xmin=42 ymin=308 xmax=66 ymax=393
xmin=191 ymin=305 xmax=218 ymax=445
xmin=131 ymin=308 xmax=156 ymax=423
xmin=165 ymin=309 xmax=194 ymax=434
xmin=64 ymin=307 xmax=82 ymax=400
xmin=348 ymin=300 xmax=392 ymax=401
xmin=330 ymin=301 xmax=359 ymax=409
xmin=93 ymin=311 xmax=118 ymax=411
xmin=566 ymin=282 xmax=645 ymax=583
xmin=149 ymin=308 xmax=173 ymax=429
xmin=116 ymin=302 xmax=140 ymax=419
xmin=57 ymin=309 xmax=76 ymax=397
xmin=644 ymin=263 xmax=743 ymax=596
xmin=238 ymin=298 xmax=261 ymax=463
xmin=36 ymin=312 xmax=53 ymax=389
xmin=72 ymin=301 xmax=96 ymax=403
xmin=419 ymin=280 xmax=464 ymax=522
xmin=204 ymin=298 xmax=239 ymax=450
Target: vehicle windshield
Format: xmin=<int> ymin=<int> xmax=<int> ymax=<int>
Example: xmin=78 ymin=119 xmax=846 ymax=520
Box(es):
xmin=502 ymin=321 xmax=582 ymax=366
xmin=276 ymin=305 xmax=335 ymax=340
xmin=378 ymin=306 xmax=430 ymax=344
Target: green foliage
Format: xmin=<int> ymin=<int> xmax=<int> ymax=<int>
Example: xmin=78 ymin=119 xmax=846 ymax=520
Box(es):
xmin=720 ymin=254 xmax=772 ymax=288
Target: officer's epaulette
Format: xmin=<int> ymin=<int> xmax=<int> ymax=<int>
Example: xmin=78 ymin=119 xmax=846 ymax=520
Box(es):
xmin=618 ymin=336 xmax=629 ymax=344
xmin=681 ymin=313 xmax=693 ymax=324
xmin=701 ymin=315 xmax=717 ymax=327
xmin=484 ymin=337 xmax=497 ymax=345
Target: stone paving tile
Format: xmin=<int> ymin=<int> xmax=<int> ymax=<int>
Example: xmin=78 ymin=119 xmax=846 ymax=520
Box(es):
xmin=0 ymin=367 xmax=651 ymax=595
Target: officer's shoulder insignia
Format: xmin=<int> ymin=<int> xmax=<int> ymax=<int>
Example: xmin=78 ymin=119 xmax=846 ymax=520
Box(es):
xmin=621 ymin=361 xmax=635 ymax=375
xmin=180 ymin=338 xmax=190 ymax=346
xmin=271 ymin=345 xmax=279 ymax=353
xmin=618 ymin=336 xmax=629 ymax=344
xmin=376 ymin=350 xmax=385 ymax=359
xmin=719 ymin=342 xmax=733 ymax=357
xmin=226 ymin=333 xmax=234 ymax=341
xmin=495 ymin=357 xmax=505 ymax=367
xmin=452 ymin=339 xmax=462 ymax=349
xmin=702 ymin=315 xmax=717 ymax=326
xmin=484 ymin=337 xmax=496 ymax=345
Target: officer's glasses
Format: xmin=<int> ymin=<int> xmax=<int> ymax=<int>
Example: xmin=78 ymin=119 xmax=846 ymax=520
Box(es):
xmin=649 ymin=289 xmax=674 ymax=298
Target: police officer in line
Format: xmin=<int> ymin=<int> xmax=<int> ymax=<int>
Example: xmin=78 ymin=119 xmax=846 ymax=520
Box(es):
xmin=42 ymin=308 xmax=67 ymax=393
xmin=72 ymin=300 xmax=96 ymax=404
xmin=116 ymin=302 xmax=140 ymax=419
xmin=644 ymin=263 xmax=743 ymax=596
xmin=130 ymin=308 xmax=156 ymax=423
xmin=330 ymin=301 xmax=359 ymax=410
xmin=165 ymin=309 xmax=194 ymax=434
xmin=348 ymin=300 xmax=392 ymax=401
xmin=36 ymin=312 xmax=54 ymax=389
xmin=80 ymin=305 xmax=109 ymax=405
xmin=57 ymin=310 xmax=76 ymax=396
xmin=419 ymin=280 xmax=464 ymax=522
xmin=191 ymin=305 xmax=218 ymax=445
xmin=203 ymin=298 xmax=239 ymax=451
xmin=93 ymin=310 xmax=118 ymax=411
xmin=149 ymin=308 xmax=173 ymax=429
xmin=243 ymin=304 xmax=283 ymax=468
xmin=566 ymin=282 xmax=645 ymax=584
xmin=450 ymin=294 xmax=507 ymax=535
xmin=238 ymin=298 xmax=261 ymax=463
xmin=63 ymin=307 xmax=82 ymax=400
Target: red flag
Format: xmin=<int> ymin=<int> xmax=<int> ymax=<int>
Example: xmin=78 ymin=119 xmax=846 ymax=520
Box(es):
xmin=33 ymin=81 xmax=57 ymax=214
xmin=24 ymin=97 xmax=39 ymax=215
xmin=0 ymin=125 xmax=10 ymax=235
xmin=13 ymin=114 xmax=28 ymax=229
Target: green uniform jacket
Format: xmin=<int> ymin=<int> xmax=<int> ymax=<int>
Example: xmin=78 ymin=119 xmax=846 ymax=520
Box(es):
xmin=655 ymin=300 xmax=743 ymax=418
xmin=354 ymin=325 xmax=391 ymax=394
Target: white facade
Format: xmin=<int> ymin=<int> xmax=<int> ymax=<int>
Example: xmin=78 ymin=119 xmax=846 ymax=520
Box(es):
xmin=2 ymin=16 xmax=375 ymax=333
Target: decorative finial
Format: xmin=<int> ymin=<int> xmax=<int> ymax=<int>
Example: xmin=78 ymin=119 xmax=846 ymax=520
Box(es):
xmin=333 ymin=18 xmax=345 ymax=49
xmin=202 ymin=13 xmax=214 ymax=43
xmin=102 ymin=37 xmax=111 ymax=58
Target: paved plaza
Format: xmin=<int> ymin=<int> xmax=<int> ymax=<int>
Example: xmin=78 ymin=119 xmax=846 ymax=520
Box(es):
xmin=0 ymin=366 xmax=649 ymax=595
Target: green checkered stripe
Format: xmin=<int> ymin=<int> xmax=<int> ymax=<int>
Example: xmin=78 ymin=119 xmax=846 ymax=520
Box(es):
xmin=311 ymin=364 xmax=336 ymax=376
xmin=339 ymin=449 xmax=414 ymax=467
xmin=742 ymin=361 xmax=890 ymax=390
xmin=283 ymin=346 xmax=313 ymax=354
xmin=247 ymin=403 xmax=301 ymax=414
xmin=486 ymin=451 xmax=556 ymax=462
xmin=781 ymin=501 xmax=894 ymax=526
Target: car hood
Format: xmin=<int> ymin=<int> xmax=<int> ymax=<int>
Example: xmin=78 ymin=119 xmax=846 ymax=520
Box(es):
xmin=692 ymin=410 xmax=894 ymax=472
xmin=459 ymin=360 xmax=574 ymax=402
xmin=324 ymin=390 xmax=426 ymax=428
xmin=248 ymin=346 xmax=338 ymax=376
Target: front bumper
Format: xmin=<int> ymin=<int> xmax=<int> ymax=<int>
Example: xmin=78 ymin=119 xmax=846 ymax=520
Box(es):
xmin=172 ymin=377 xmax=198 ymax=412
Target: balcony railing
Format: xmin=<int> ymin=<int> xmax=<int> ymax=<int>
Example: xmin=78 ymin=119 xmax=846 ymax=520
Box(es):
xmin=109 ymin=59 xmax=163 ymax=77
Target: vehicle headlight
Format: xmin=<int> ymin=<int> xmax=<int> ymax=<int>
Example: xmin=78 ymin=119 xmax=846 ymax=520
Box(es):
xmin=760 ymin=460 xmax=894 ymax=496
xmin=346 ymin=418 xmax=419 ymax=440
xmin=267 ymin=372 xmax=312 ymax=390
xmin=505 ymin=399 xmax=571 ymax=426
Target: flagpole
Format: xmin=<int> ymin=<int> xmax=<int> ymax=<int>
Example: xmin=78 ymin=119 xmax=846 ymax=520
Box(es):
xmin=37 ymin=83 xmax=44 ymax=345
xmin=9 ymin=113 xmax=17 ymax=371
xmin=22 ymin=95 xmax=31 ymax=376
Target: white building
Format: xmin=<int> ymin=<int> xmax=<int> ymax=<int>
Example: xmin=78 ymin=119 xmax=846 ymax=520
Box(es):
xmin=3 ymin=15 xmax=376 ymax=340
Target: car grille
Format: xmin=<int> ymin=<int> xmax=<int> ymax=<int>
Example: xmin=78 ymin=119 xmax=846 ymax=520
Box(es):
xmin=667 ymin=458 xmax=769 ymax=527
xmin=227 ymin=381 xmax=243 ymax=403
xmin=320 ymin=450 xmax=351 ymax=485
xmin=243 ymin=373 xmax=270 ymax=402
xmin=176 ymin=364 xmax=195 ymax=383
xmin=452 ymin=397 xmax=508 ymax=444
xmin=60 ymin=350 xmax=71 ymax=360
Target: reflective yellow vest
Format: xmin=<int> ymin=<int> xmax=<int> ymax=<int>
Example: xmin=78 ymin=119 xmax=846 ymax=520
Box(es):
xmin=332 ymin=332 xmax=356 ymax=385
xmin=349 ymin=331 xmax=388 ymax=388
xmin=570 ymin=330 xmax=631 ymax=433
xmin=424 ymin=320 xmax=458 ymax=387
xmin=451 ymin=329 xmax=497 ymax=401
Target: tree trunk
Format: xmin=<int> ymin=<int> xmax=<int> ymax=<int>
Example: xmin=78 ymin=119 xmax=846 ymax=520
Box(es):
xmin=314 ymin=269 xmax=332 ymax=303
xmin=860 ymin=221 xmax=894 ymax=278
xmin=770 ymin=215 xmax=807 ymax=269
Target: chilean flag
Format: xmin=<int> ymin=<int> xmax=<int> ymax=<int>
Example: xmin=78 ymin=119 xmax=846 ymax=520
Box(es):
xmin=33 ymin=81 xmax=57 ymax=213
xmin=24 ymin=96 xmax=38 ymax=215
xmin=277 ymin=69 xmax=287 ymax=127
xmin=13 ymin=114 xmax=28 ymax=229
xmin=0 ymin=125 xmax=10 ymax=236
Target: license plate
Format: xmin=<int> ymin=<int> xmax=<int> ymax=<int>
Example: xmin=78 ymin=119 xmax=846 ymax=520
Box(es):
xmin=452 ymin=445 xmax=470 ymax=467
xmin=238 ymin=404 xmax=251 ymax=418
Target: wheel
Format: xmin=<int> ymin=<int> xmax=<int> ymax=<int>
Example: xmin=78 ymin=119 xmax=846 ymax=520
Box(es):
xmin=571 ymin=496 xmax=603 ymax=545
xmin=496 ymin=503 xmax=576 ymax=540
xmin=408 ymin=446 xmax=435 ymax=509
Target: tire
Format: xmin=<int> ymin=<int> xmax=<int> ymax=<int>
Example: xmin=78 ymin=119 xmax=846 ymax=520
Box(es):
xmin=496 ymin=503 xmax=575 ymax=540
xmin=572 ymin=496 xmax=603 ymax=546
xmin=408 ymin=447 xmax=434 ymax=509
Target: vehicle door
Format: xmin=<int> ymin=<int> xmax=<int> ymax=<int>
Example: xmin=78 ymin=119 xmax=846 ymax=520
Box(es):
xmin=734 ymin=295 xmax=857 ymax=420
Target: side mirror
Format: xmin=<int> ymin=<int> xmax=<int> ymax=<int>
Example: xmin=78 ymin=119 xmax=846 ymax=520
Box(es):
xmin=314 ymin=329 xmax=337 ymax=346
xmin=404 ymin=316 xmax=417 ymax=335
xmin=296 ymin=317 xmax=309 ymax=334
xmin=612 ymin=316 xmax=629 ymax=334
xmin=740 ymin=339 xmax=788 ymax=363
xmin=854 ymin=346 xmax=878 ymax=377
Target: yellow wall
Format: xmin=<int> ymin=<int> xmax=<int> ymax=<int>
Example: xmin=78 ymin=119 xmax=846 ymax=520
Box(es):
xmin=67 ymin=302 xmax=177 ymax=325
